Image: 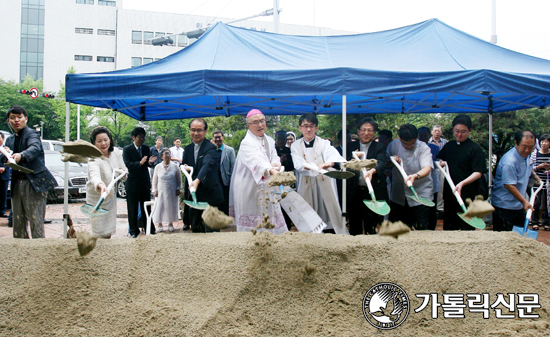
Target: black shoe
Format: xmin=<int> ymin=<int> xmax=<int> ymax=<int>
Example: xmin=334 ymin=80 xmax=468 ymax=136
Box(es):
xmin=7 ymin=221 xmax=12 ymax=228
xmin=131 ymin=234 xmax=138 ymax=238
xmin=0 ymin=214 xmax=6 ymax=218
xmin=183 ymin=224 xmax=190 ymax=230
xmin=44 ymin=219 xmax=52 ymax=224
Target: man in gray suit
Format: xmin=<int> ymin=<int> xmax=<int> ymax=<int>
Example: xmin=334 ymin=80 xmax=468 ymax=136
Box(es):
xmin=213 ymin=130 xmax=235 ymax=215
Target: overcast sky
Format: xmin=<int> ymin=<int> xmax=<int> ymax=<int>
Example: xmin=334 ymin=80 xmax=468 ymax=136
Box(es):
xmin=123 ymin=0 xmax=550 ymax=60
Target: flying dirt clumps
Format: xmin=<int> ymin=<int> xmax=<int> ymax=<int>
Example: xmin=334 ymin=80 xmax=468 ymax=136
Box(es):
xmin=343 ymin=158 xmax=378 ymax=171
xmin=76 ymin=231 xmax=98 ymax=256
xmin=463 ymin=195 xmax=495 ymax=219
xmin=257 ymin=214 xmax=275 ymax=229
xmin=62 ymin=139 xmax=103 ymax=158
xmin=378 ymin=220 xmax=411 ymax=239
xmin=202 ymin=206 xmax=234 ymax=229
xmin=267 ymin=172 xmax=297 ymax=187
xmin=61 ymin=153 xmax=89 ymax=163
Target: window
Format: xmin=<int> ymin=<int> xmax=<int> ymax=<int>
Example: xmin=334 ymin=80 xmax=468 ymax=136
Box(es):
xmin=97 ymin=56 xmax=114 ymax=62
xmin=131 ymin=57 xmax=141 ymax=68
xmin=98 ymin=0 xmax=115 ymax=6
xmin=155 ymin=32 xmax=165 ymax=37
xmin=76 ymin=0 xmax=94 ymax=4
xmin=75 ymin=27 xmax=93 ymax=34
xmin=132 ymin=30 xmax=142 ymax=44
xmin=143 ymin=58 xmax=153 ymax=65
xmin=143 ymin=31 xmax=154 ymax=45
xmin=97 ymin=29 xmax=115 ymax=36
xmin=75 ymin=55 xmax=92 ymax=61
xmin=177 ymin=34 xmax=188 ymax=47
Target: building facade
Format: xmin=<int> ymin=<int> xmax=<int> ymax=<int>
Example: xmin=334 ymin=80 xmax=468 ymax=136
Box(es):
xmin=0 ymin=0 xmax=351 ymax=92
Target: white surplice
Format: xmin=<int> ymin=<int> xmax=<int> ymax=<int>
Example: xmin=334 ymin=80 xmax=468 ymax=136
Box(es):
xmin=86 ymin=148 xmax=127 ymax=237
xmin=229 ymin=130 xmax=287 ymax=234
xmin=291 ymin=136 xmax=349 ymax=235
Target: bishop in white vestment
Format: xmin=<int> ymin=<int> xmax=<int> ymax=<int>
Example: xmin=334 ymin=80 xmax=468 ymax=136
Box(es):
xmin=229 ymin=110 xmax=288 ymax=234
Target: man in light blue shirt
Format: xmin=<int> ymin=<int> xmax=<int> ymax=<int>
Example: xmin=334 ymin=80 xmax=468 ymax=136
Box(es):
xmin=492 ymin=130 xmax=537 ymax=231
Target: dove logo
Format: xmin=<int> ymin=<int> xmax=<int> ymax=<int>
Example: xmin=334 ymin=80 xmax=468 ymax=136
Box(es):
xmin=362 ymin=282 xmax=410 ymax=330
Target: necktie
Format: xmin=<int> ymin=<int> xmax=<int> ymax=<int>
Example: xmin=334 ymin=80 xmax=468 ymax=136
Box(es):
xmin=138 ymin=147 xmax=142 ymax=157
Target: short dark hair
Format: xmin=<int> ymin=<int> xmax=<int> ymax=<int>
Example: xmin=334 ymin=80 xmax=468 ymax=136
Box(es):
xmin=398 ymin=124 xmax=418 ymax=141
xmin=213 ymin=130 xmax=223 ymax=136
xmin=299 ymin=113 xmax=318 ymax=126
xmin=131 ymin=127 xmax=146 ymax=138
xmin=6 ymin=105 xmax=27 ymax=119
xmin=452 ymin=115 xmax=472 ymax=130
xmin=357 ymin=117 xmax=378 ymax=131
xmin=418 ymin=126 xmax=430 ymax=134
xmin=540 ymin=134 xmax=550 ymax=143
xmin=514 ymin=130 xmax=535 ymax=145
xmin=90 ymin=126 xmax=115 ymax=153
xmin=155 ymin=136 xmax=163 ymax=141
xmin=276 ymin=130 xmax=287 ymax=136
xmin=173 ymin=137 xmax=181 ymax=142
xmin=378 ymin=129 xmax=392 ymax=139
xmin=189 ymin=118 xmax=208 ymax=131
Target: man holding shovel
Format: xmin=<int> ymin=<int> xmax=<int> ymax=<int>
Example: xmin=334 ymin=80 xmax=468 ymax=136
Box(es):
xmin=492 ymin=131 xmax=538 ymax=231
xmin=181 ymin=118 xmax=224 ymax=233
xmin=345 ymin=117 xmax=389 ymax=235
xmin=229 ymin=109 xmax=287 ymax=234
xmin=1 ymin=105 xmax=57 ymax=238
xmin=291 ymin=113 xmax=347 ymax=234
xmin=387 ymin=124 xmax=434 ymax=230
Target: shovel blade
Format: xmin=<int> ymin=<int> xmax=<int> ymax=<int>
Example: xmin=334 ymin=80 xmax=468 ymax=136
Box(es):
xmin=80 ymin=204 xmax=109 ymax=217
xmin=324 ymin=171 xmax=355 ymax=180
xmin=184 ymin=200 xmax=210 ymax=210
xmin=458 ymin=213 xmax=486 ymax=229
xmin=406 ymin=194 xmax=435 ymax=207
xmin=512 ymin=225 xmax=538 ymax=239
xmin=363 ymin=200 xmax=390 ymax=216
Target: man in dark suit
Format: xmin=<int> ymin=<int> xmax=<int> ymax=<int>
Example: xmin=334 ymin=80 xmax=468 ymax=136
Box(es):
xmin=123 ymin=127 xmax=157 ymax=238
xmin=346 ymin=117 xmax=389 ymax=235
xmin=182 ymin=118 xmax=224 ymax=233
xmin=1 ymin=105 xmax=57 ymax=238
xmin=0 ymin=132 xmax=10 ymax=218
xmin=213 ymin=130 xmax=235 ymax=216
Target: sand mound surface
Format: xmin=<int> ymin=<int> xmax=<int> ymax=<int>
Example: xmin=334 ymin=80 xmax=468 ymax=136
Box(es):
xmin=0 ymin=232 xmax=549 ymax=336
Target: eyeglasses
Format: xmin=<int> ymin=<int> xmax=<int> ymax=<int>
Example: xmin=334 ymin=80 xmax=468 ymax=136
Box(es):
xmin=248 ymin=119 xmax=266 ymax=126
xmin=190 ymin=128 xmax=205 ymax=133
xmin=300 ymin=124 xmax=317 ymax=130
xmin=358 ymin=128 xmax=375 ymax=134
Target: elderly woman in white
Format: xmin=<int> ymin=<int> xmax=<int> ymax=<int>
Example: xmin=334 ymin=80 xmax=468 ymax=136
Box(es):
xmin=86 ymin=126 xmax=127 ymax=238
xmin=152 ymin=148 xmax=181 ymax=232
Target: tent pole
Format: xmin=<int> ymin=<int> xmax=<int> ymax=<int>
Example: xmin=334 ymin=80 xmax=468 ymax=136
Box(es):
xmin=488 ymin=112 xmax=493 ymax=192
xmin=342 ymin=95 xmax=347 ymax=223
xmin=63 ymin=102 xmax=70 ymax=239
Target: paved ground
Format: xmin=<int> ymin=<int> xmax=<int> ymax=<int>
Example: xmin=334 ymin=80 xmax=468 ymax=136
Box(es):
xmin=0 ymin=199 xmax=549 ymax=246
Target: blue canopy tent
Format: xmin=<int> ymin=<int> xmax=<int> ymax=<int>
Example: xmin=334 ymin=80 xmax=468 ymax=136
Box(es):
xmin=63 ymin=18 xmax=550 ymax=237
xmin=66 ymin=18 xmax=550 ymax=119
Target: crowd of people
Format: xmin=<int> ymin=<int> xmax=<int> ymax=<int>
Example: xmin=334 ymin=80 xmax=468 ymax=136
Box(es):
xmin=2 ymin=104 xmax=548 ymax=239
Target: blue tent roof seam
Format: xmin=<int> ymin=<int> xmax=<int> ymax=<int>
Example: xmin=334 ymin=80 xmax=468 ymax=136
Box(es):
xmin=65 ymin=19 xmax=550 ymax=120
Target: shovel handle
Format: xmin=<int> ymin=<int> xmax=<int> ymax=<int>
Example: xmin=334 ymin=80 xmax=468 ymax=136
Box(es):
xmin=0 ymin=146 xmax=16 ymax=164
xmin=302 ymin=162 xmax=319 ymax=173
xmin=435 ymin=161 xmax=466 ymax=208
xmin=390 ymin=156 xmax=413 ymax=187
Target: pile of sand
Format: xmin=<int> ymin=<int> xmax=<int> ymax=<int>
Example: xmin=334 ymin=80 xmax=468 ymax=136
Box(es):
xmin=464 ymin=195 xmax=495 ymax=219
xmin=0 ymin=232 xmax=549 ymax=336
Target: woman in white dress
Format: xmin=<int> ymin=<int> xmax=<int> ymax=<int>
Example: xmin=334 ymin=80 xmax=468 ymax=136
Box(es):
xmin=152 ymin=148 xmax=182 ymax=232
xmin=86 ymin=126 xmax=127 ymax=238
